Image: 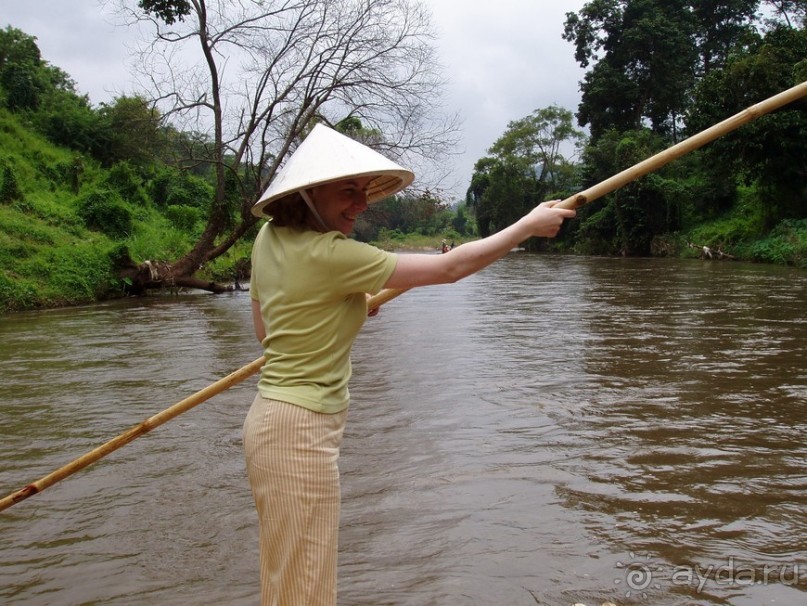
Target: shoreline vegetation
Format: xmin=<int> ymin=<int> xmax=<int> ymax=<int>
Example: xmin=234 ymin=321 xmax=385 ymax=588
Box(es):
xmin=2 ymin=231 xmax=805 ymax=316
xmin=2 ymin=195 xmax=805 ymax=315
xmin=2 ymin=137 xmax=805 ymax=315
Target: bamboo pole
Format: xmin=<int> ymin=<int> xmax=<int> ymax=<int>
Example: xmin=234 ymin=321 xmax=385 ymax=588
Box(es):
xmin=0 ymin=289 xmax=407 ymax=513
xmin=3 ymin=82 xmax=804 ymax=513
xmin=556 ymin=80 xmax=807 ymax=210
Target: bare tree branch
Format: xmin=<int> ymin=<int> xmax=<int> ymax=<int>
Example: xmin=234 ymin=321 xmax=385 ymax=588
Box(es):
xmin=107 ymin=0 xmax=460 ymax=291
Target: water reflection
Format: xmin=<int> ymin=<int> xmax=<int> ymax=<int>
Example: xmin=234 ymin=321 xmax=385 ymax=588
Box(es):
xmin=1 ymin=257 xmax=805 ymax=605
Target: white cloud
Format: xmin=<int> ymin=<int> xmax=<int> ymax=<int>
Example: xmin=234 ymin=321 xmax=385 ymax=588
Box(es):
xmin=429 ymin=0 xmax=587 ymax=199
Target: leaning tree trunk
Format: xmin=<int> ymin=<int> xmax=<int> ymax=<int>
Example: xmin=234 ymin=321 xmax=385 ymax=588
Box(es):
xmin=117 ymin=211 xmax=256 ymax=295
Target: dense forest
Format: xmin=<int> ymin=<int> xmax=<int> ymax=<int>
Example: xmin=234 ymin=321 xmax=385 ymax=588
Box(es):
xmin=469 ymin=0 xmax=806 ymax=257
xmin=0 ymin=0 xmax=805 ymax=313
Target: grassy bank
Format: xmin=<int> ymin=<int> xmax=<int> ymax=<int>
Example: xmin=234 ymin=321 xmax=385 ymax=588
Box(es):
xmin=677 ymin=187 xmax=807 ymax=267
xmin=0 ymin=109 xmax=251 ymax=313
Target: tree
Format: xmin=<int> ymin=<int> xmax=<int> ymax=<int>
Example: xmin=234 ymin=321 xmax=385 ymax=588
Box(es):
xmin=563 ymin=1 xmax=764 ymax=140
xmin=467 ymin=105 xmax=583 ymax=245
xmin=450 ymin=204 xmax=472 ymax=236
xmin=358 ymin=190 xmax=452 ymax=242
xmin=0 ymin=26 xmax=84 ymax=107
xmin=96 ymin=95 xmax=164 ymax=167
xmin=763 ymin=0 xmax=807 ymax=28
xmin=113 ymin=0 xmax=457 ymax=293
xmin=692 ymin=1 xmax=760 ymax=76
xmin=572 ymin=128 xmax=693 ymax=255
xmin=139 ymin=0 xmax=192 ymax=24
xmin=686 ymin=24 xmax=807 ymax=227
xmin=0 ymin=27 xmax=48 ymax=111
xmin=0 ymin=26 xmax=42 ymax=69
xmin=0 ymin=27 xmax=111 ymax=154
xmin=466 ymin=156 xmax=495 ymax=238
xmin=563 ymin=0 xmax=804 ymax=251
xmin=487 ymin=105 xmax=585 ymax=195
xmin=564 ymin=0 xmax=699 ymax=139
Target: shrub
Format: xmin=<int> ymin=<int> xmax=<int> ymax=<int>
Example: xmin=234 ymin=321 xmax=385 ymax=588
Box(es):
xmin=746 ymin=219 xmax=807 ymax=268
xmin=104 ymin=161 xmax=148 ymax=206
xmin=42 ymin=244 xmax=116 ymax=301
xmin=76 ymin=188 xmax=133 ymax=238
xmin=164 ymin=204 xmax=202 ymax=231
xmin=0 ymin=271 xmax=40 ymax=312
xmin=150 ymin=166 xmax=213 ymax=209
xmin=0 ymin=163 xmax=23 ymax=203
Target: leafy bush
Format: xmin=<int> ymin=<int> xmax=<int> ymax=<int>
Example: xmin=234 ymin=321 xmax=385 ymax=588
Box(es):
xmin=31 ymin=89 xmax=108 ymax=155
xmin=0 ymin=163 xmax=23 ymax=203
xmin=164 ymin=204 xmax=202 ymax=231
xmin=76 ymin=188 xmax=134 ymax=238
xmin=40 ymin=244 xmax=116 ymax=301
xmin=745 ymin=219 xmax=807 ymax=268
xmin=0 ymin=271 xmax=40 ymax=312
xmin=204 ymin=239 xmax=253 ymax=284
xmin=1 ymin=62 xmax=43 ymax=111
xmin=125 ymin=221 xmax=193 ymax=262
xmin=150 ymin=165 xmax=213 ymax=208
xmin=686 ymin=187 xmax=766 ymax=248
xmin=378 ymin=227 xmax=406 ymax=242
xmin=26 ymin=149 xmax=84 ymax=192
xmin=103 ymin=161 xmax=148 ymax=206
xmin=573 ymin=203 xmax=619 ymax=255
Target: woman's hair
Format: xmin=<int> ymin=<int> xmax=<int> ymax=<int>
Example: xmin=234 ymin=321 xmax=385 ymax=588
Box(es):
xmin=264 ymin=193 xmax=308 ymax=227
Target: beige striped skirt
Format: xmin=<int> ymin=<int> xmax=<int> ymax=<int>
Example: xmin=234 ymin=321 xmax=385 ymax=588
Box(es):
xmin=243 ymin=394 xmax=348 ymax=606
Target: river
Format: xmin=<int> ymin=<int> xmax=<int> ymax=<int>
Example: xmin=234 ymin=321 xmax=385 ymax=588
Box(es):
xmin=1 ymin=254 xmax=805 ymax=605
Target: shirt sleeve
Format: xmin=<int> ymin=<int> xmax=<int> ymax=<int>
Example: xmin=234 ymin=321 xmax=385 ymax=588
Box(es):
xmin=315 ymin=234 xmax=398 ymax=296
xmin=249 ymin=223 xmax=268 ymax=302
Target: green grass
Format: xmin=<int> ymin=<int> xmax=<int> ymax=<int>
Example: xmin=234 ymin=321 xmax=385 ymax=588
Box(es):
xmin=740 ymin=219 xmax=807 ymax=268
xmin=681 ymin=186 xmax=807 ymax=268
xmin=0 ymin=109 xmax=248 ymax=312
xmin=373 ymin=228 xmax=468 ymax=252
xmin=0 ymin=200 xmax=119 ymax=310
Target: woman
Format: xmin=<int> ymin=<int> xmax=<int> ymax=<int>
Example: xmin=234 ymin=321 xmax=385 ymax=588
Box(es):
xmin=243 ymin=123 xmax=574 ymax=605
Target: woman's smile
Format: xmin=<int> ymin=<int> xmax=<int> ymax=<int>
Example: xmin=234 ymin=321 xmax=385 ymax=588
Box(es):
xmin=309 ymin=177 xmax=372 ymax=234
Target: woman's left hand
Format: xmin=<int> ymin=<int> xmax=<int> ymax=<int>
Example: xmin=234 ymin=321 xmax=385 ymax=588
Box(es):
xmin=366 ymin=294 xmax=380 ymax=317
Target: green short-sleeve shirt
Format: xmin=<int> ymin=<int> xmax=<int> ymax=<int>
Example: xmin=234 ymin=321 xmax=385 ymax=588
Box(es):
xmin=250 ymin=223 xmax=398 ymax=414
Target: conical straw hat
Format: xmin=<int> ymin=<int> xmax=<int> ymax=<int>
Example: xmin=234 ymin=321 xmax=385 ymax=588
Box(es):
xmin=251 ymin=123 xmax=415 ymax=217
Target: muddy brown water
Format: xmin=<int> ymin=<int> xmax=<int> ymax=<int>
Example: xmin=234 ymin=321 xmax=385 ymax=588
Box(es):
xmin=1 ymin=254 xmax=805 ymax=605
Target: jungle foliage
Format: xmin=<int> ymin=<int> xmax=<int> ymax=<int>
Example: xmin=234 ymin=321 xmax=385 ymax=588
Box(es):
xmin=470 ymin=0 xmax=805 ymax=258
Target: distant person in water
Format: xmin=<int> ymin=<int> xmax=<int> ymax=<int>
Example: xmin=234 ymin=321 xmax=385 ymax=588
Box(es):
xmin=244 ymin=122 xmax=575 ymax=605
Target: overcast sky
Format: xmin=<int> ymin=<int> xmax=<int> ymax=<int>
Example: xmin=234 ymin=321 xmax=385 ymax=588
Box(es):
xmin=2 ymin=0 xmax=588 ymax=201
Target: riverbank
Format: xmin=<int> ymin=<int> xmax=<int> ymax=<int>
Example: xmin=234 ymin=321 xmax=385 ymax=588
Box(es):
xmin=2 ymin=235 xmax=804 ymax=315
xmin=2 ymin=212 xmax=805 ymax=315
xmin=375 ymin=226 xmax=807 ymax=268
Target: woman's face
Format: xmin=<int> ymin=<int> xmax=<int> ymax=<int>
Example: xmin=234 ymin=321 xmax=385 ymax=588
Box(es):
xmin=308 ymin=177 xmax=372 ymax=234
